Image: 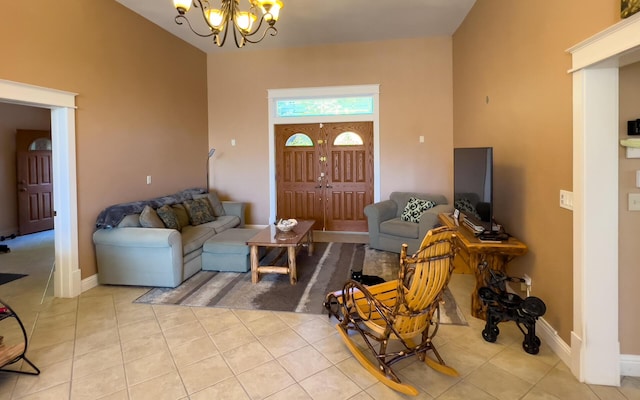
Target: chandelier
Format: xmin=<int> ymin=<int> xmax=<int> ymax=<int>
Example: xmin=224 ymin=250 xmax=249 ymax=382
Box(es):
xmin=172 ymin=0 xmax=284 ymax=48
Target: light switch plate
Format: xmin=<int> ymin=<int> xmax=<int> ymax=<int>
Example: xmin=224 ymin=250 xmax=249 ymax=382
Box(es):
xmin=560 ymin=190 xmax=573 ymax=210
xmin=629 ymin=193 xmax=640 ymax=211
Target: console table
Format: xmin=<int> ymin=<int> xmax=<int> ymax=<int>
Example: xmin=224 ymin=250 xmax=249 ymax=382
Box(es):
xmin=438 ymin=213 xmax=528 ymax=319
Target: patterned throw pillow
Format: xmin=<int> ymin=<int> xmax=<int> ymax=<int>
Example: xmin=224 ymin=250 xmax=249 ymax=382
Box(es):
xmin=156 ymin=205 xmax=181 ymax=231
xmin=193 ymin=192 xmax=226 ymax=217
xmin=183 ymin=197 xmax=216 ymax=225
xmin=400 ymin=197 xmax=437 ymax=223
xmin=171 ymin=204 xmax=190 ymax=227
xmin=454 ymin=198 xmax=481 ymax=219
xmin=139 ymin=205 xmax=165 ymax=228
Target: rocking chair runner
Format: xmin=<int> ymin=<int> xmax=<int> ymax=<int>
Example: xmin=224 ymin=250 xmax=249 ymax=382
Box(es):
xmin=324 ymin=226 xmax=459 ymax=396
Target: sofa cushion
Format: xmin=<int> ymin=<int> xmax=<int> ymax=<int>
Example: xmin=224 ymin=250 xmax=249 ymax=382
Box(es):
xmin=183 ymin=198 xmax=216 ymax=225
xmin=193 ymin=192 xmax=226 ymax=217
xmin=198 ymin=215 xmax=242 ymax=234
xmin=139 ymin=206 xmax=165 ymax=228
xmin=181 ymin=225 xmax=217 ymax=255
xmin=380 ymin=218 xmax=420 ymax=239
xmin=171 ymin=204 xmax=190 ymax=227
xmin=157 ymin=205 xmax=181 ymax=231
xmin=401 ymin=197 xmax=437 ymax=223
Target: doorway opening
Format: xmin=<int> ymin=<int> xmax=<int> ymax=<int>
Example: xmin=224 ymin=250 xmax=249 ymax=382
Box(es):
xmin=0 ymin=79 xmax=80 ymax=298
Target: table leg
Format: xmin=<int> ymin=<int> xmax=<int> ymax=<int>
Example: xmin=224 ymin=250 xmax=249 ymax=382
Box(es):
xmin=288 ymin=246 xmax=297 ymax=284
xmin=307 ymin=230 xmax=314 ymax=256
xmin=250 ymin=245 xmax=259 ymax=284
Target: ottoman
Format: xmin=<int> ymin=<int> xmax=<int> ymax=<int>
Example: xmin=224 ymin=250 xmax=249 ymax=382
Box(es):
xmin=202 ymin=228 xmax=261 ymax=272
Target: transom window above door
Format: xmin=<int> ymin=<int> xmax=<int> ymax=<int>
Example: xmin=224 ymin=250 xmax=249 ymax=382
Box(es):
xmin=276 ymin=96 xmax=374 ymax=118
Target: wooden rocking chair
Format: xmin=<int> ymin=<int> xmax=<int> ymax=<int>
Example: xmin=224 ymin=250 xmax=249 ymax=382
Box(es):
xmin=324 ymin=226 xmax=458 ymax=396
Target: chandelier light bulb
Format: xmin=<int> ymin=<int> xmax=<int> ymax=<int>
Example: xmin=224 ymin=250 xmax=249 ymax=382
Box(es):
xmin=205 ymin=9 xmax=225 ymax=30
xmin=235 ymin=11 xmax=257 ymax=33
xmin=258 ymin=0 xmax=283 ymax=22
xmin=173 ymin=0 xmax=192 ymax=14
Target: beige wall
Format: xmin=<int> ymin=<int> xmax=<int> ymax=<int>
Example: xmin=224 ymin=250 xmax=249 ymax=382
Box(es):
xmin=0 ymin=104 xmax=51 ymax=237
xmin=619 ymin=62 xmax=640 ymax=354
xmin=1 ymin=0 xmax=208 ymax=278
xmin=453 ymin=1 xmax=619 ymax=344
xmin=207 ymin=37 xmax=454 ymax=224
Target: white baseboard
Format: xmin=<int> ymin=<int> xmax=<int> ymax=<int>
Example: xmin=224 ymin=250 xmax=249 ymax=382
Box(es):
xmin=81 ymin=273 xmax=99 ymax=293
xmin=539 ymin=318 xmax=640 ymax=379
xmin=621 ymin=354 xmax=640 ymax=377
xmin=244 ymin=224 xmax=268 ymax=229
xmin=537 ymin=316 xmax=572 ymax=367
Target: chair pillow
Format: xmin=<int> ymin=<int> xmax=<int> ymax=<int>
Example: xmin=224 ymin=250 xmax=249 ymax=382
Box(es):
xmin=183 ymin=197 xmax=216 ymax=225
xmin=139 ymin=205 xmax=165 ymax=228
xmin=400 ymin=197 xmax=437 ymax=223
xmin=156 ymin=204 xmax=181 ymax=231
xmin=454 ymin=197 xmax=481 ymax=220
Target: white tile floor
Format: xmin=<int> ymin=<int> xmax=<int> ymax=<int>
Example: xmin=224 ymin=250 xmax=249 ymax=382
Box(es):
xmin=0 ymin=231 xmax=639 ymax=399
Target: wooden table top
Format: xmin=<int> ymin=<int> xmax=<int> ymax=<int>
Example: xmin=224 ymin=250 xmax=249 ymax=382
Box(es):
xmin=247 ymin=220 xmax=315 ymax=247
xmin=438 ymin=213 xmax=527 ymax=256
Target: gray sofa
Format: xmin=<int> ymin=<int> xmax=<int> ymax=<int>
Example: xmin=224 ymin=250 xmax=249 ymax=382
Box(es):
xmin=364 ymin=192 xmax=452 ymax=254
xmin=93 ymin=188 xmax=246 ymax=288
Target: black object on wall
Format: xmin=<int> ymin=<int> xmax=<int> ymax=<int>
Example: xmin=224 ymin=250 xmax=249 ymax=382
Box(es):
xmin=628 ymin=119 xmax=640 ymax=135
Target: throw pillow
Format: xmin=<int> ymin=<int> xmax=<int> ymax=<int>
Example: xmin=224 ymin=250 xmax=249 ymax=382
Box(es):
xmin=171 ymin=204 xmax=190 ymax=227
xmin=193 ymin=192 xmax=226 ymax=217
xmin=400 ymin=197 xmax=437 ymax=223
xmin=157 ymin=205 xmax=181 ymax=231
xmin=139 ymin=205 xmax=165 ymax=228
xmin=183 ymin=197 xmax=216 ymax=225
xmin=454 ymin=198 xmax=481 ymax=220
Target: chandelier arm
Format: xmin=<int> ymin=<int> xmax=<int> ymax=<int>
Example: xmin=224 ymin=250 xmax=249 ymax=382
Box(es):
xmin=217 ymin=22 xmax=230 ymax=47
xmin=175 ymin=15 xmax=216 ymax=38
xmin=242 ymin=26 xmax=278 ymax=44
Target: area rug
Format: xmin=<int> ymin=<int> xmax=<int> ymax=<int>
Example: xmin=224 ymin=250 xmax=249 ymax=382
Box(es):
xmin=135 ymin=243 xmax=467 ymax=325
xmin=0 ymin=273 xmax=27 ymax=286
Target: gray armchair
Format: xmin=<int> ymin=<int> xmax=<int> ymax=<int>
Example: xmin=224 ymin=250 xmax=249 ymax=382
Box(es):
xmin=364 ymin=192 xmax=452 ymax=254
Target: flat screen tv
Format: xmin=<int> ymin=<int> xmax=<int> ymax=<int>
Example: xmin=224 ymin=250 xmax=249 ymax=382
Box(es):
xmin=454 ymin=147 xmax=494 ymax=232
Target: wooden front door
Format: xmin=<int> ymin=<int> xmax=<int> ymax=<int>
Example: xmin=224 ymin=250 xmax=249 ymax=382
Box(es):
xmin=275 ymin=122 xmax=373 ymax=232
xmin=16 ymin=130 xmax=54 ymax=235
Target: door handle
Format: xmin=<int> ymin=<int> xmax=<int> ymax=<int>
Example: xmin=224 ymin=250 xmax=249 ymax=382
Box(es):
xmin=19 ymin=188 xmax=27 ymax=192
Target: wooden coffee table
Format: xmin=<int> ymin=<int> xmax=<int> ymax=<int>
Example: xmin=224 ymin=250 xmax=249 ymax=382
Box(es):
xmin=247 ymin=220 xmax=315 ymax=284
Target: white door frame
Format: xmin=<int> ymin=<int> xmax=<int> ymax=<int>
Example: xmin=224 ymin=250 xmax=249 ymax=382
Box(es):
xmin=266 ymin=84 xmax=381 ymax=225
xmin=567 ymin=13 xmax=640 ymax=384
xmin=0 ymin=79 xmax=81 ymax=298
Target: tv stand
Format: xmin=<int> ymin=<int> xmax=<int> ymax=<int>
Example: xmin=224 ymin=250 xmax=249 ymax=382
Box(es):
xmin=439 ymin=213 xmax=528 ymax=319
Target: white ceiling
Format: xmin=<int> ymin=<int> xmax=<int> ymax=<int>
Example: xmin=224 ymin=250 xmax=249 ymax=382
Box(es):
xmin=115 ymin=0 xmax=476 ymax=53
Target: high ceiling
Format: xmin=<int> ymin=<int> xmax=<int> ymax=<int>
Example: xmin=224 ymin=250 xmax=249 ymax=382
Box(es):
xmin=115 ymin=0 xmax=476 ymax=53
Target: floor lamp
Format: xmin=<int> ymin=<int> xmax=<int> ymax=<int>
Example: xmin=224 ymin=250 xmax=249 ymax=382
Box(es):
xmin=207 ymin=148 xmax=215 ymax=192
